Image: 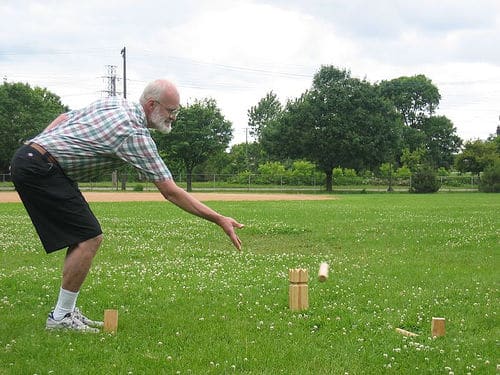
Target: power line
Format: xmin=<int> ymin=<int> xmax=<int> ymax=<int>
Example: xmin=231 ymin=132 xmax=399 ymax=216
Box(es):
xmin=162 ymin=55 xmax=314 ymax=79
xmin=1 ymin=47 xmax=314 ymax=79
xmin=0 ymin=47 xmax=117 ymax=57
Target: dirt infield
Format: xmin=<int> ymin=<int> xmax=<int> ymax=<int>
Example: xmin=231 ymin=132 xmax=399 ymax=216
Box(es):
xmin=0 ymin=191 xmax=335 ymax=203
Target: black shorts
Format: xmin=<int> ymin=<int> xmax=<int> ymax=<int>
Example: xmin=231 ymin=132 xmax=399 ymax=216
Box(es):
xmin=10 ymin=144 xmax=102 ymax=253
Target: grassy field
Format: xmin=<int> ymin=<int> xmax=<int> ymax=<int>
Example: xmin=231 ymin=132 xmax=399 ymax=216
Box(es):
xmin=0 ymin=193 xmax=498 ymax=374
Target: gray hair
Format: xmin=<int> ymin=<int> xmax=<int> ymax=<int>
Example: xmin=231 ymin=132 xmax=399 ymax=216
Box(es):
xmin=139 ymin=81 xmax=164 ymax=105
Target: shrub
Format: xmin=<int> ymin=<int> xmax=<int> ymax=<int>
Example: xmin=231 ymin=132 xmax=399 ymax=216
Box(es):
xmin=437 ymin=167 xmax=449 ymax=176
xmin=396 ymin=165 xmax=412 ymax=178
xmin=479 ymin=159 xmax=500 ymax=192
xmin=231 ymin=171 xmax=254 ymax=185
xmin=410 ymin=165 xmax=441 ymax=193
xmin=343 ymin=168 xmax=357 ymax=177
xmin=257 ymin=162 xmax=287 ymax=184
xmin=290 ymin=160 xmax=316 ymax=185
xmin=133 ymin=184 xmax=144 ymax=192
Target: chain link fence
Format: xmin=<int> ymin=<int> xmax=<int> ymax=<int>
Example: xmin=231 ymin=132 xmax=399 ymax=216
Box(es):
xmin=0 ymin=172 xmax=482 ymax=192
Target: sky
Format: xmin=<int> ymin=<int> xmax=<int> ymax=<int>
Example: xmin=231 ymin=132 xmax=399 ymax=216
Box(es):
xmin=1 ymin=0 xmax=499 ymax=145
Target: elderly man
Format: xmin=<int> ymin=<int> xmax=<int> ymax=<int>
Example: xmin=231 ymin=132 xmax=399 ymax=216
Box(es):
xmin=10 ymin=79 xmax=244 ymax=332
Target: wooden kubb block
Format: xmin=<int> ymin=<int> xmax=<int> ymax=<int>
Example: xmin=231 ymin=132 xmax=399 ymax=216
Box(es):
xmin=431 ymin=317 xmax=445 ymax=337
xmin=104 ymin=309 xmax=118 ymax=333
xmin=289 ymin=268 xmax=308 ymax=311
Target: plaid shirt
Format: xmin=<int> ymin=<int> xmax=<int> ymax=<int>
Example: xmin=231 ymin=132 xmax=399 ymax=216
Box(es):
xmin=30 ymin=97 xmax=172 ymax=182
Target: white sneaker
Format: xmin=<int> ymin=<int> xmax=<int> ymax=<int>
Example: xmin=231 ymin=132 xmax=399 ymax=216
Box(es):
xmin=46 ymin=311 xmax=99 ymax=333
xmin=73 ymin=307 xmax=104 ymax=328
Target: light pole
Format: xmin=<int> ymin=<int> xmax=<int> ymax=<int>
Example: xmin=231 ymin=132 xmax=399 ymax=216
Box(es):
xmin=121 ymin=47 xmax=127 ymax=99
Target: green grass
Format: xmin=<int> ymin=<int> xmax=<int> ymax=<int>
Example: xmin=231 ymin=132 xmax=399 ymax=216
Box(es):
xmin=0 ymin=193 xmax=498 ymax=374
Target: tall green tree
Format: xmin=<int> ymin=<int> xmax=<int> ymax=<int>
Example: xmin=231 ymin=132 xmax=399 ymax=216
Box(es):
xmin=154 ymin=98 xmax=232 ymax=191
xmin=246 ymin=91 xmax=282 ymax=168
xmin=421 ymin=116 xmax=462 ymax=168
xmin=379 ymin=75 xmax=461 ymax=167
xmin=0 ymin=82 xmax=68 ymax=173
xmin=262 ymin=66 xmax=401 ymax=191
xmin=379 ymin=74 xmax=440 ymax=129
xmin=247 ymin=91 xmax=282 ymax=142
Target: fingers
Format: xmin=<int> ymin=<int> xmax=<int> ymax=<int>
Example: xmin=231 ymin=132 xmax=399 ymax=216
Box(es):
xmin=234 ymin=221 xmax=244 ymax=229
xmin=228 ymin=226 xmax=242 ymax=250
xmin=222 ymin=217 xmax=244 ymax=251
xmin=229 ymin=218 xmax=244 ymax=229
xmin=231 ymin=234 xmax=242 ymax=251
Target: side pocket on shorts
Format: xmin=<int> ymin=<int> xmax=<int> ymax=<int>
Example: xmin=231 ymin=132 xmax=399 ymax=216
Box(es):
xmin=12 ymin=152 xmax=57 ymax=178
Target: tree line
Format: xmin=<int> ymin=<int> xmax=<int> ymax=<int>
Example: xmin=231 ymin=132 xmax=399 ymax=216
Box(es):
xmin=1 ymin=65 xmax=499 ymax=192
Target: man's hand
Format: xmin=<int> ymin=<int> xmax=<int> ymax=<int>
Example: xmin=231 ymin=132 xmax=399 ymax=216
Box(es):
xmin=217 ymin=216 xmax=244 ymax=251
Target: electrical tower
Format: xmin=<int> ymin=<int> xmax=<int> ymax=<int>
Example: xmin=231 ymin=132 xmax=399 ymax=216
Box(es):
xmin=102 ymin=65 xmax=119 ymax=97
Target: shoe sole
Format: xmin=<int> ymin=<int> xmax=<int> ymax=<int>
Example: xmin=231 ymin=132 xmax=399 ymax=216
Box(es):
xmin=46 ymin=325 xmax=99 ymax=333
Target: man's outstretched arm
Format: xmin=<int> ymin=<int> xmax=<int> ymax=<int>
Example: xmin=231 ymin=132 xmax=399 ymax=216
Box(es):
xmin=155 ymin=179 xmax=244 ymax=250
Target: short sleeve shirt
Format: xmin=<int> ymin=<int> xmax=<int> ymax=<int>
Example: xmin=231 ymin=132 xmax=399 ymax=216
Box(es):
xmin=30 ymin=97 xmax=172 ymax=182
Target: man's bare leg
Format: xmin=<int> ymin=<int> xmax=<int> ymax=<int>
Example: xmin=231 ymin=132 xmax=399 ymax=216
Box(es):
xmin=62 ymin=234 xmax=103 ymax=292
xmin=51 ymin=235 xmax=102 ymax=320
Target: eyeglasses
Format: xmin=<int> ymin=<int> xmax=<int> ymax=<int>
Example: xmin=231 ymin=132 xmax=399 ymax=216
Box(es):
xmin=154 ymin=100 xmax=180 ymax=117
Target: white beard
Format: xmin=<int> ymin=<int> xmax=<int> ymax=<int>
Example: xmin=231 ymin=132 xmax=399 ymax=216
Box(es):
xmin=150 ymin=107 xmax=172 ymax=134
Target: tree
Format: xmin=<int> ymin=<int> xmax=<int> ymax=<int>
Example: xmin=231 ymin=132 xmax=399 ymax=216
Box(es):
xmin=0 ymin=82 xmax=68 ymax=173
xmin=224 ymin=142 xmax=267 ymax=174
xmin=154 ymin=98 xmax=232 ymax=192
xmin=192 ymin=148 xmax=231 ymax=177
xmin=421 ymin=116 xmax=462 ymax=168
xmin=262 ymin=66 xmax=401 ymax=191
xmin=247 ymin=91 xmax=282 ymax=142
xmin=400 ymin=147 xmax=426 ymax=172
xmin=479 ymin=159 xmax=500 ymax=192
xmin=379 ymin=75 xmax=440 ymax=129
xmin=455 ymin=138 xmax=499 ymax=176
xmin=488 ymin=131 xmax=500 ymax=153
xmin=378 ymin=75 xmax=461 ymax=168
xmin=245 ymin=91 xmax=282 ymax=169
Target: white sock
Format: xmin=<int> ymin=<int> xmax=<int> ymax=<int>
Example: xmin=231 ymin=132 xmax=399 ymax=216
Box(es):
xmin=52 ymin=288 xmax=79 ymax=320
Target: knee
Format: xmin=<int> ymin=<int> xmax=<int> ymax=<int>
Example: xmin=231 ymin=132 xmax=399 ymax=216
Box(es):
xmin=93 ymin=234 xmax=103 ymax=247
xmin=89 ymin=234 xmax=103 ymax=253
xmin=72 ymin=234 xmax=103 ymax=257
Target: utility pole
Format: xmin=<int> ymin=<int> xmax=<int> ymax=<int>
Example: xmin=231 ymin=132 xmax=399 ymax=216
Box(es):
xmin=121 ymin=47 xmax=127 ymax=98
xmin=119 ymin=47 xmax=128 ymax=191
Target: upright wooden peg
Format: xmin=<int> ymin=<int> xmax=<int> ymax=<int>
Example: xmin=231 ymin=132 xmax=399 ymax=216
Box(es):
xmin=289 ymin=268 xmax=308 ymax=311
xmin=431 ymin=317 xmax=445 ymax=337
xmin=104 ymin=309 xmax=118 ymax=333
